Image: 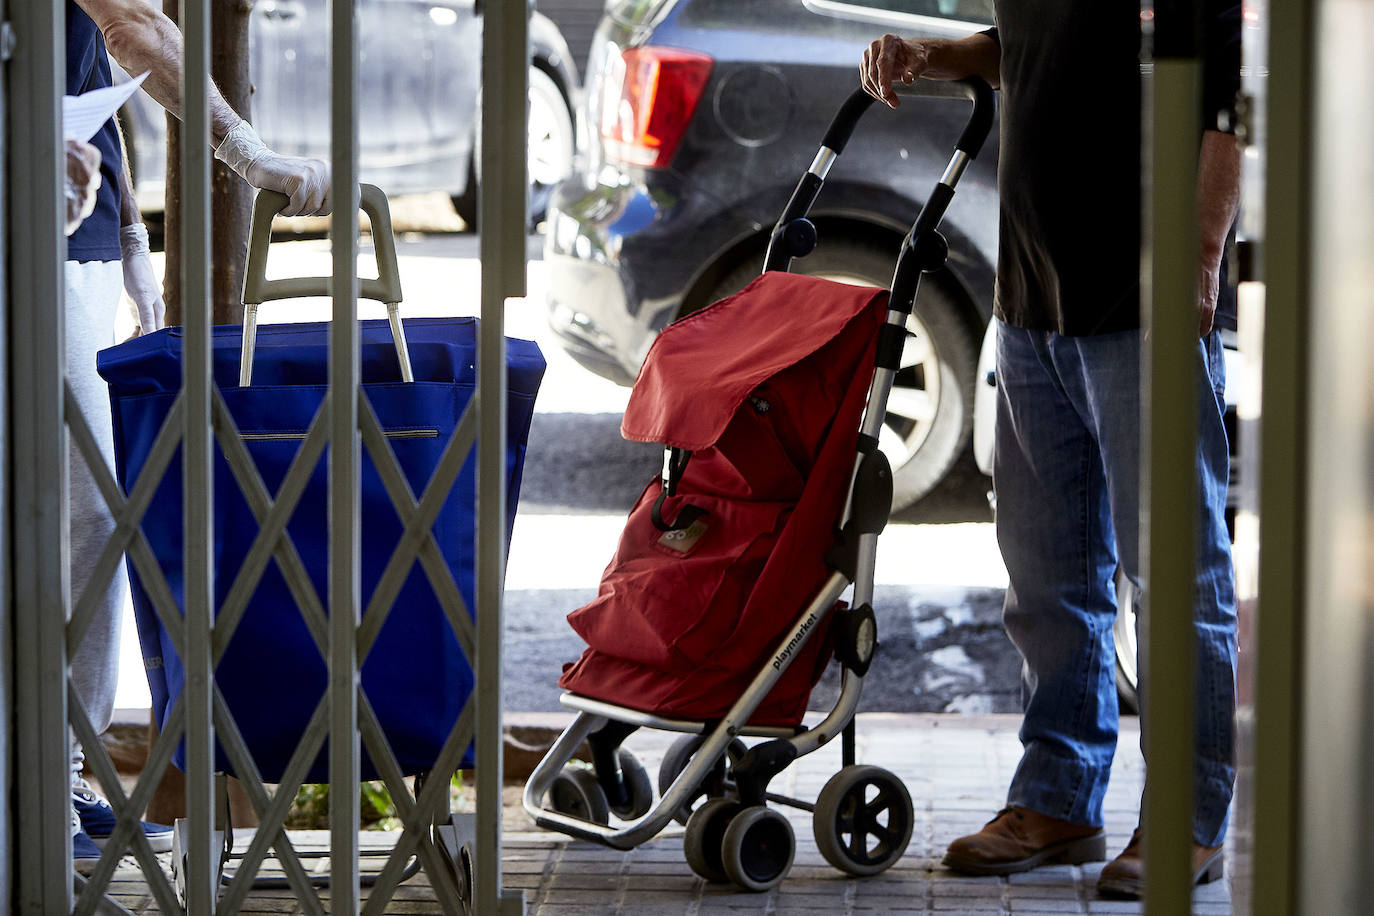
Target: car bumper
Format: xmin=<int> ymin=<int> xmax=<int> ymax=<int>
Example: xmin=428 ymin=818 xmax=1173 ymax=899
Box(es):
xmin=543 ymin=170 xmax=745 ymax=385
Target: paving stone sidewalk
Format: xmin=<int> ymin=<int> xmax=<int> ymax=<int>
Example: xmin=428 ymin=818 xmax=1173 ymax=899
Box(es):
xmin=106 ymin=714 xmax=1234 ymax=914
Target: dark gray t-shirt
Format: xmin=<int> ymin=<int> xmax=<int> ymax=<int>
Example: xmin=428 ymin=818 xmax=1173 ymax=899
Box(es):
xmin=986 ymin=3 xmax=1241 ymax=336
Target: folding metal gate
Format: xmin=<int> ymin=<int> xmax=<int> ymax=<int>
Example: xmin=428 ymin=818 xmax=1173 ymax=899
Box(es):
xmin=6 ymin=1 xmax=529 ymax=912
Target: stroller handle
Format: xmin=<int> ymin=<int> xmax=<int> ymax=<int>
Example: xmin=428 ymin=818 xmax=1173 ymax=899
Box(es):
xmin=822 ymin=77 xmax=996 ymax=160
xmin=763 ymin=77 xmax=994 ymax=276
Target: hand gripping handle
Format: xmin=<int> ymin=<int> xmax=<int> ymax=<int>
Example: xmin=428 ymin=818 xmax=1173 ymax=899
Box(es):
xmin=238 ymin=183 xmax=412 ymax=385
xmin=821 ymin=76 xmax=996 ymax=160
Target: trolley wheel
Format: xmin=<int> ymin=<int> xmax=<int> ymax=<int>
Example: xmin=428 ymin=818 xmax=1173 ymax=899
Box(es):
xmin=437 ymin=839 xmax=475 ymax=916
xmin=609 ymin=747 xmax=655 ymax=820
xmin=658 ymin=735 xmax=748 ymax=826
xmin=548 ymin=766 xmax=611 ymax=826
xmin=812 ymin=765 xmax=914 ymax=876
xmin=720 ymin=806 xmax=796 ymax=892
xmin=683 ymin=797 xmax=741 ymax=883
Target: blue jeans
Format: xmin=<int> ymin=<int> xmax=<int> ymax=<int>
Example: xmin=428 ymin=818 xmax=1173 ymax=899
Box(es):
xmin=993 ymin=320 xmax=1237 ymax=847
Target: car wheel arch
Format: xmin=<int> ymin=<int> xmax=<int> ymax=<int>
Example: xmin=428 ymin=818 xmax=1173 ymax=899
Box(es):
xmin=677 ymin=213 xmax=987 ymax=338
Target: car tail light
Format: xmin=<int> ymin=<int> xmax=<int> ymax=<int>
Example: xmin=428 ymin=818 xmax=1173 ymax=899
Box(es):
xmin=600 ymin=46 xmax=713 ymax=168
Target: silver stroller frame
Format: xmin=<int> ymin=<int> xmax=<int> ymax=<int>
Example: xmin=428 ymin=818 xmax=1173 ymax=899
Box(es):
xmin=524 ymin=78 xmax=996 ymax=892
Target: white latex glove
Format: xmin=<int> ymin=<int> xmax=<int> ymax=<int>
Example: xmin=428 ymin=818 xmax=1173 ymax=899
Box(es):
xmin=65 ymin=139 xmax=102 ymax=236
xmin=214 ymin=119 xmax=332 ymax=217
xmin=120 ymin=222 xmax=166 ymax=338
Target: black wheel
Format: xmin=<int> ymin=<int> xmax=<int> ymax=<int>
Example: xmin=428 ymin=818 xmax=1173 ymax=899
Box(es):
xmin=451 ymin=66 xmax=576 ymax=231
xmin=720 ymin=806 xmax=796 ymax=892
xmin=683 ymin=798 xmax=741 ymax=883
xmin=705 ymin=238 xmax=979 ymax=511
xmin=547 ymin=766 xmax=610 ymax=826
xmin=813 ymin=765 xmax=914 ymax=877
xmin=435 ymin=836 xmax=474 ymax=916
xmin=657 ymin=735 xmax=748 ymax=826
xmin=609 ymin=747 xmax=655 ymax=820
xmin=1113 ymin=568 xmax=1141 ymax=713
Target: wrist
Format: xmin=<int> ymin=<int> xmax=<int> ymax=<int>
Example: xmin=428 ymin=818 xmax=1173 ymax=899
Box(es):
xmin=120 ymin=222 xmax=151 ymax=258
xmin=214 ymin=119 xmax=269 ymax=178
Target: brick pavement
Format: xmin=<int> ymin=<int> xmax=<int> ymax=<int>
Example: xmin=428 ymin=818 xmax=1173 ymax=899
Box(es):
xmin=103 ymin=714 xmax=1234 ymax=914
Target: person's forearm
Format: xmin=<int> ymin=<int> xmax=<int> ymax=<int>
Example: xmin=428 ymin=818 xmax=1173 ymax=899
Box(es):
xmin=924 ymin=34 xmax=1002 ymax=87
xmin=1196 ymin=129 xmax=1240 ymax=267
xmin=76 ymin=0 xmax=242 ymax=145
xmin=116 ymin=122 xmax=140 ymax=227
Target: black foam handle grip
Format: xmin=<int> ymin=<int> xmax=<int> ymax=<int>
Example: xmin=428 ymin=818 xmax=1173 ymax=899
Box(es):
xmin=820 ymin=77 xmax=996 ymax=159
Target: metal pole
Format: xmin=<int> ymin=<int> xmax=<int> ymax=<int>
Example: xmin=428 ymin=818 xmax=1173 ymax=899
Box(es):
xmin=179 ymin=0 xmax=217 ymax=909
xmin=477 ymin=0 xmax=527 ymax=912
xmin=8 ymin=1 xmax=73 ymax=909
xmin=0 ymin=0 xmax=11 ymax=903
xmin=1142 ymin=2 xmax=1201 ymax=911
xmin=329 ymin=0 xmax=363 ymax=908
xmin=1249 ymin=0 xmax=1312 ymax=910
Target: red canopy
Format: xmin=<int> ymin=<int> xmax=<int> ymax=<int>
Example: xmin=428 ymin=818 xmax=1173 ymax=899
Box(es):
xmin=622 ymin=272 xmax=890 ymax=449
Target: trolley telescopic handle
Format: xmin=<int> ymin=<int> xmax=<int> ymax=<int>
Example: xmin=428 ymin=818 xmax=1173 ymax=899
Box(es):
xmin=763 ymin=77 xmax=995 ymax=274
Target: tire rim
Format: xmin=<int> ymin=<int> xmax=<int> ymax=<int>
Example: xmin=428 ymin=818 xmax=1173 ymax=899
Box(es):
xmin=528 ymin=73 xmax=575 ymax=190
xmin=813 ymin=270 xmax=941 ymax=477
xmin=1113 ymin=572 xmax=1139 ymax=694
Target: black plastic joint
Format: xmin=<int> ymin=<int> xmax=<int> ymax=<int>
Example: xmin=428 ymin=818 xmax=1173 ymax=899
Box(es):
xmin=876 ymin=322 xmax=907 ymax=371
xmin=856 ymin=433 xmax=880 ymax=455
xmin=732 ymin=738 xmax=799 ymax=807
xmin=850 ymin=450 xmax=892 ymax=534
xmin=915 ymin=229 xmax=949 ymax=273
xmin=825 ymin=526 xmax=861 ymax=581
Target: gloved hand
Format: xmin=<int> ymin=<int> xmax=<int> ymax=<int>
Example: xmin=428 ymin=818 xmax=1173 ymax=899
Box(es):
xmin=120 ymin=222 xmax=166 ymax=338
xmin=64 ymin=139 xmax=102 ymax=236
xmin=214 ymin=119 xmax=332 ymax=217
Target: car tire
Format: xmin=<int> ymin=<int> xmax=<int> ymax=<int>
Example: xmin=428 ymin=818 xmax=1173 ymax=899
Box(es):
xmin=705 ymin=239 xmax=979 ymax=511
xmin=452 ymin=67 xmax=576 ymax=231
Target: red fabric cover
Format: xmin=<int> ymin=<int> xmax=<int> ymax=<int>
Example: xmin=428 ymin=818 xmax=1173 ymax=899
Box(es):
xmin=560 ymin=273 xmax=888 ymax=726
xmin=621 ymin=271 xmax=892 ymax=449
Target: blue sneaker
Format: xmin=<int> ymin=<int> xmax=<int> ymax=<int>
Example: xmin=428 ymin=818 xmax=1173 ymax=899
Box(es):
xmin=72 ymin=826 xmax=102 ymax=876
xmin=73 ymin=779 xmax=173 ymax=854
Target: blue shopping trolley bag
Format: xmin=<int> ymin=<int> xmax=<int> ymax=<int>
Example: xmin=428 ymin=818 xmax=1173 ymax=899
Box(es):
xmin=96 ymin=191 xmax=545 ymax=784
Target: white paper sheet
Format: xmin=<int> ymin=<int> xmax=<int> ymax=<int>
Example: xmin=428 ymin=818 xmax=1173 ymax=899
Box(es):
xmin=63 ymin=72 xmax=148 ymax=142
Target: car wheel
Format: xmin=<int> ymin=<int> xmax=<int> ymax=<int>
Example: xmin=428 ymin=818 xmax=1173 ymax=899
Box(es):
xmin=1113 ymin=568 xmax=1140 ymax=713
xmin=452 ymin=67 xmax=576 ymax=231
xmin=705 ymin=239 xmax=979 ymax=510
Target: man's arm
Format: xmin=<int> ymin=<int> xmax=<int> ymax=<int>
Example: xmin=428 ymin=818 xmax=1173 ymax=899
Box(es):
xmin=1195 ymin=129 xmax=1241 ymax=337
xmin=74 ymin=0 xmax=331 ymax=216
xmin=114 ymin=126 xmax=167 ymax=335
xmin=74 ymin=0 xmax=240 ymax=145
xmin=861 ymin=32 xmax=1001 ymax=109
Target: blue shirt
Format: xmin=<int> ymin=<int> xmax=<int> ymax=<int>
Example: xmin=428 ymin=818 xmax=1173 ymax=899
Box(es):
xmin=67 ymin=1 xmax=123 ymax=263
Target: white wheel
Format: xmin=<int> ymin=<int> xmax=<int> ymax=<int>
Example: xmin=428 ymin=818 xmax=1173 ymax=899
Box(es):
xmin=720 ymin=806 xmax=795 ymax=892
xmin=657 ymin=735 xmax=747 ymax=825
xmin=684 ymin=797 xmax=741 ymax=883
xmin=547 ymin=766 xmax=610 ymax=826
xmin=813 ymin=765 xmax=913 ymax=876
xmin=608 ymin=747 xmax=654 ymax=820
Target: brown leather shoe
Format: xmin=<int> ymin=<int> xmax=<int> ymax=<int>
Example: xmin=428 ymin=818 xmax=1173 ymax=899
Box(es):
xmin=943 ymin=806 xmax=1107 ymax=876
xmin=1096 ymin=830 xmax=1225 ymax=898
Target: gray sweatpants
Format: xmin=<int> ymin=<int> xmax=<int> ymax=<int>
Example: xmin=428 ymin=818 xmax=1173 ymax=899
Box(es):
xmin=65 ymin=259 xmax=126 ymax=779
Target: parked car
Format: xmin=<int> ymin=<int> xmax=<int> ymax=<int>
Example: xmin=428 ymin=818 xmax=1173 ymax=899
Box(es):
xmin=118 ymin=0 xmax=580 ymax=228
xmin=543 ymin=0 xmax=1001 ymax=510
